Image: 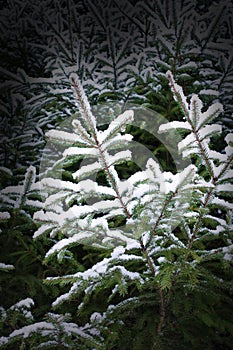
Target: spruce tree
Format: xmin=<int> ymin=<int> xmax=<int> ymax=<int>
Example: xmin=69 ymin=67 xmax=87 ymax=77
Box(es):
xmin=1 ymin=71 xmax=231 ymax=349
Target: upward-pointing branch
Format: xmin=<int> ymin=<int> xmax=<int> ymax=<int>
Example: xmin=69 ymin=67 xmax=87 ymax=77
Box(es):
xmin=70 ymin=74 xmax=131 ymax=219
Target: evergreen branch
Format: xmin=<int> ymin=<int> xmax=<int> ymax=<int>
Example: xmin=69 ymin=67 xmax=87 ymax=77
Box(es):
xmin=189 ymin=151 xmax=233 ymax=247
xmin=70 ymin=74 xmax=97 ymax=140
xmin=216 ymin=154 xmax=233 ymax=180
xmin=193 ymin=128 xmax=214 ymax=179
xmin=167 ymin=71 xmax=215 ymax=178
xmin=145 ymin=191 xmax=177 ymax=249
xmin=45 ymin=16 xmax=73 ymax=62
xmin=72 ymin=119 xmax=96 ymax=146
xmin=139 ymin=237 xmax=156 ymax=275
xmin=166 ymin=70 xmax=191 ymax=124
xmin=67 ymin=0 xmax=75 ymax=63
xmin=201 ymin=4 xmax=226 ymax=52
xmin=139 ymin=237 xmax=166 ymax=336
xmin=157 ymin=287 xmax=166 ymax=335
xmin=111 ymin=0 xmax=146 ymax=33
xmin=70 ymin=75 xmax=132 ymax=219
xmin=188 ymin=188 xmax=214 ymax=248
xmin=97 ymin=146 xmax=131 ymax=219
xmin=86 ymin=0 xmax=106 ymax=31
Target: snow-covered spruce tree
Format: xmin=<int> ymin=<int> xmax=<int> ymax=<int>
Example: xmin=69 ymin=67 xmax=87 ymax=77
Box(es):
xmin=2 ymin=72 xmax=230 ymax=349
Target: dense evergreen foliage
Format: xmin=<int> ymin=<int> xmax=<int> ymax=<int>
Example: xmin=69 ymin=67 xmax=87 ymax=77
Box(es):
xmin=0 ymin=1 xmax=232 ymax=349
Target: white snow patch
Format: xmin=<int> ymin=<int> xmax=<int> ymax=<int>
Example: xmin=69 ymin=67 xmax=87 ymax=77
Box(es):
xmin=217 ymin=184 xmax=233 ymax=193
xmin=199 ymin=89 xmax=219 ymax=96
xmin=157 ymin=257 xmax=166 ymax=264
xmin=45 ymin=232 xmax=95 ymax=258
xmin=111 ymin=246 xmax=125 ymax=259
xmin=225 ymin=133 xmax=233 ymax=145
xmin=0 ymin=263 xmax=14 ymax=270
xmin=211 ymin=198 xmax=233 ymax=210
xmin=223 ymin=253 xmax=232 ymax=261
xmin=109 ymin=265 xmax=142 ymax=281
xmin=159 ymin=121 xmax=191 ymax=132
xmin=0 ymin=212 xmax=10 ymax=220
xmin=10 ymin=322 xmax=54 ymax=338
xmin=63 ymin=147 xmax=98 ymax=157
xmin=11 ymin=298 xmax=34 ymax=309
xmin=73 ymin=161 xmax=102 ymax=179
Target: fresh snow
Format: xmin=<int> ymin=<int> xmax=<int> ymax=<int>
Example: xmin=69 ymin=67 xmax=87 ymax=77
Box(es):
xmin=92 ymin=198 xmax=121 ymax=211
xmin=166 ymin=71 xmax=189 ymax=114
xmin=225 ymin=133 xmax=233 ymax=145
xmin=33 ymin=224 xmax=55 ymax=239
xmin=72 ymin=119 xmax=94 ymax=144
xmin=225 ymin=145 xmax=233 ymax=157
xmin=190 ymin=94 xmax=203 ymax=124
xmin=109 ymin=265 xmax=142 ymax=281
xmin=212 ymin=163 xmax=226 ymax=178
xmin=78 ymin=180 xmax=115 ymax=196
xmin=104 ymin=150 xmax=132 ymax=167
xmin=204 ymin=215 xmax=227 ymax=227
xmin=0 ymin=263 xmax=14 ymax=270
xmin=41 ymin=178 xmax=77 ymax=191
xmin=45 ymin=232 xmax=96 ymax=258
xmin=126 ymin=240 xmax=141 ymax=250
xmin=8 ymin=315 xmax=92 ymax=341
xmin=199 ymin=89 xmax=219 ymax=96
xmin=10 ymin=322 xmax=54 ymax=338
xmin=225 ymin=133 xmax=233 ymax=157
xmin=211 ymin=198 xmax=233 ymax=210
xmin=63 ymin=146 xmax=98 ymax=157
xmin=184 ymin=211 xmax=199 ymax=218
xmin=0 ymin=212 xmax=10 ymax=220
xmin=26 ymin=199 xmax=43 ymax=208
xmin=72 ymin=161 xmax=102 ymax=179
xmin=1 ymin=185 xmax=23 ymax=194
xmin=33 ymin=205 xmax=95 ymax=226
xmin=111 ymin=246 xmax=125 ymax=258
xmin=98 ymin=110 xmax=134 ymax=143
xmin=10 ymin=298 xmax=34 ymax=310
xmin=152 ymin=164 xmax=197 ymax=194
xmin=198 ymin=124 xmax=222 ymax=139
xmin=217 ymin=184 xmax=233 ymax=193
xmin=102 ymin=134 xmax=133 ymax=151
xmin=90 ymin=312 xmax=104 ymax=322
xmin=42 ymin=178 xmax=115 ymax=197
xmin=197 ymin=103 xmax=223 ymax=129
xmin=208 ymin=150 xmax=227 ymax=162
xmin=69 ymin=73 xmax=97 ymax=132
xmin=46 ymin=129 xmax=90 ymax=145
xmin=223 ymin=253 xmax=232 ymax=261
xmin=159 ymin=121 xmax=191 ymax=132
xmin=178 ymin=133 xmax=197 ymax=152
